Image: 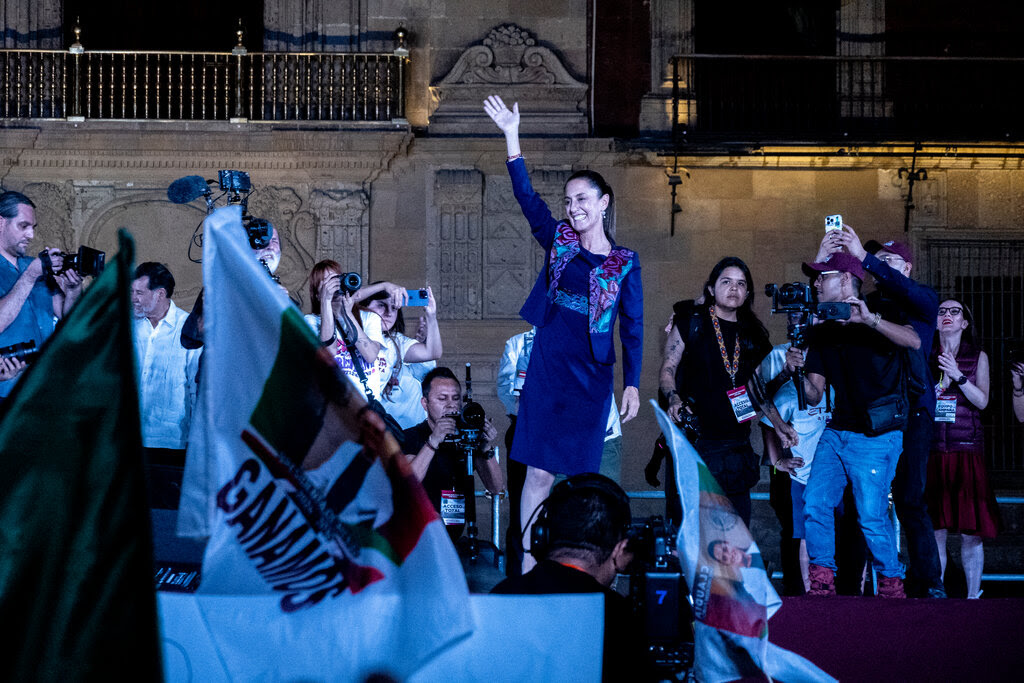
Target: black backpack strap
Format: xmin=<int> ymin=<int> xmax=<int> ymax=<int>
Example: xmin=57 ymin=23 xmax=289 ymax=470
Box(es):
xmin=672 ymin=299 xmax=702 ymax=348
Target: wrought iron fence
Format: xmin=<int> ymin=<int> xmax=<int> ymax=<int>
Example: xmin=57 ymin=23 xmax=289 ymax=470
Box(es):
xmin=0 ymin=49 xmax=406 ymax=122
xmin=671 ymin=54 xmax=1023 ymax=143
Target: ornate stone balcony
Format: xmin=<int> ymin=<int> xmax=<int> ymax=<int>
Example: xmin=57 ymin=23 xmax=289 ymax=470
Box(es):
xmin=0 ymin=47 xmax=406 ymax=123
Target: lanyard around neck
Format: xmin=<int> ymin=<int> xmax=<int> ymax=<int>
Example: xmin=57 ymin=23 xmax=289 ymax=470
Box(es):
xmin=709 ymin=305 xmax=741 ymax=387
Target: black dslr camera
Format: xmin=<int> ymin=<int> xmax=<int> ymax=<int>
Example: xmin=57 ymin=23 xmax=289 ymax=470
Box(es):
xmin=337 ymin=272 xmax=362 ymax=295
xmin=0 ymin=340 xmax=39 ymax=364
xmin=39 ymin=246 xmax=105 ymax=278
xmin=627 ymin=515 xmax=694 ymax=677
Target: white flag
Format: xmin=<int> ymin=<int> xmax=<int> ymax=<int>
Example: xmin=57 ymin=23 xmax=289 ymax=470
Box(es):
xmin=653 ymin=401 xmax=836 ymax=683
xmin=182 ymin=206 xmax=472 ymax=679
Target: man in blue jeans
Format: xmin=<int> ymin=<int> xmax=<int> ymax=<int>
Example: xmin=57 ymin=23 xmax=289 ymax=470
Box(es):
xmin=831 ymin=229 xmax=945 ymax=597
xmin=787 ymin=252 xmax=921 ymax=597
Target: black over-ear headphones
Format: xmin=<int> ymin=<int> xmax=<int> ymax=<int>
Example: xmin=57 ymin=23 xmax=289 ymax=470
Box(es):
xmin=528 ymin=472 xmax=632 ymax=559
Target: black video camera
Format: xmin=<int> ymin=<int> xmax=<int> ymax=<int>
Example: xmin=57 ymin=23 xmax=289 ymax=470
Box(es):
xmin=766 ymin=282 xmax=851 ymax=409
xmin=40 ymin=246 xmax=106 ymax=278
xmin=444 ymin=401 xmax=486 ymax=451
xmin=765 ymin=282 xmax=851 ymax=346
xmin=627 ymin=516 xmax=695 ymax=677
xmin=242 ymin=215 xmax=272 ymax=250
xmin=0 ymin=340 xmax=39 ymax=364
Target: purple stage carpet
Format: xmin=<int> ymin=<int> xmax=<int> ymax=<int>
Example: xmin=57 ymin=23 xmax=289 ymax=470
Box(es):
xmin=769 ymin=596 xmax=1024 ymax=681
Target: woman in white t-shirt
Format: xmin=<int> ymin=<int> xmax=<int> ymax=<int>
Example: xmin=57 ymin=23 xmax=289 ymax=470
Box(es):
xmin=303 ymin=259 xmax=406 ymax=400
xmin=360 ymin=285 xmax=442 ymax=427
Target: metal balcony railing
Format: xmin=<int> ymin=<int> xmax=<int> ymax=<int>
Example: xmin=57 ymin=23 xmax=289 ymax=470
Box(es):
xmin=671 ymin=54 xmax=1022 ymax=143
xmin=0 ymin=49 xmax=406 ymax=123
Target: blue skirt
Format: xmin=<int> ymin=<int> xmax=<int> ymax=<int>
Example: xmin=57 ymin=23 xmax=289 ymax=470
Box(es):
xmin=510 ymin=303 xmax=613 ymax=476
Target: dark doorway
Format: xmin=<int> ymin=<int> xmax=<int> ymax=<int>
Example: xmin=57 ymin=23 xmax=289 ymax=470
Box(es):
xmin=64 ymin=1 xmax=264 ymax=52
xmin=593 ymin=0 xmax=650 ymax=138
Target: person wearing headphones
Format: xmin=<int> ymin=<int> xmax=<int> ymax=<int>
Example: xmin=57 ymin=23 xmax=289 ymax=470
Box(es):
xmin=491 ymin=473 xmax=647 ymax=681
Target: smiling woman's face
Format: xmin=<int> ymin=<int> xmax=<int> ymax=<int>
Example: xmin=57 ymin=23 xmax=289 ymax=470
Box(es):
xmin=937 ymin=299 xmax=967 ymax=333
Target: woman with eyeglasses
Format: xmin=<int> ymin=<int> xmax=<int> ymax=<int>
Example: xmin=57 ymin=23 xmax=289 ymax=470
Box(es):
xmin=928 ymin=298 xmax=1001 ymax=598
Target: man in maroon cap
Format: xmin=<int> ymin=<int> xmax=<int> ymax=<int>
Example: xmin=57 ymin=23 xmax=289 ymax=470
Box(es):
xmin=782 ymin=251 xmax=921 ymax=597
xmin=821 ymin=227 xmax=946 ymax=598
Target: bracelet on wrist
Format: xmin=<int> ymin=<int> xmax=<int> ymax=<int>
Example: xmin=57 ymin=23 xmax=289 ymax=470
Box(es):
xmin=869 ymin=312 xmax=881 ymax=329
xmin=424 ymin=440 xmax=437 ymax=451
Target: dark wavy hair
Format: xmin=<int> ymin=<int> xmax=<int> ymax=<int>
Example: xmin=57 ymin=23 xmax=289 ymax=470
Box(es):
xmin=935 ymin=296 xmax=978 ymax=348
xmin=0 ymin=190 xmax=34 ymax=219
xmin=703 ymin=256 xmax=769 ymax=354
xmin=565 ymin=170 xmax=615 ymax=243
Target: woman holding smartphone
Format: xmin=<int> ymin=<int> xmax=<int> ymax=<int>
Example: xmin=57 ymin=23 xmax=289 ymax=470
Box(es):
xmin=304 ymin=260 xmax=406 ymax=400
xmin=360 ymin=285 xmax=442 ymax=428
xmin=484 ymin=94 xmax=643 ymax=571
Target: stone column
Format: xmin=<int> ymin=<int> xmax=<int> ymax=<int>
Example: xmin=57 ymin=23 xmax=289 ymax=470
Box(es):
xmin=1 ymin=0 xmax=63 ymax=48
xmin=638 ymin=0 xmax=695 ymax=134
xmin=837 ymin=0 xmax=892 ymax=119
xmin=263 ymin=0 xmax=368 ymax=51
xmin=429 ymin=169 xmax=483 ymax=320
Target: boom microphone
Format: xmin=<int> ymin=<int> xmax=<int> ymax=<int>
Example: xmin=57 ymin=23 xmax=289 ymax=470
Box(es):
xmin=167 ymin=175 xmax=212 ymax=204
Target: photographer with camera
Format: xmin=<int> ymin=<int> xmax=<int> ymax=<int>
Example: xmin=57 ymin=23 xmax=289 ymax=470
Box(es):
xmin=821 ymin=227 xmax=946 ymax=598
xmin=791 ymin=252 xmax=921 ymax=597
xmin=491 ymin=473 xmax=649 ymax=682
xmin=403 ymin=367 xmax=504 ymax=542
xmin=659 ymin=257 xmax=772 ymax=526
xmin=756 ymin=307 xmax=836 ymax=594
xmin=304 ymin=259 xmax=407 ymax=400
xmin=0 ymin=191 xmax=84 ymax=399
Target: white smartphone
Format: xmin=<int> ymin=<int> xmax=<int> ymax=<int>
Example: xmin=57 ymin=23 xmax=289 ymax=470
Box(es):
xmin=825 ymin=214 xmax=843 ymax=231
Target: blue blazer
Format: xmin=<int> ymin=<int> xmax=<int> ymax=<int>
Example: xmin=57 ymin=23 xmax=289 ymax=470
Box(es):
xmin=507 ymin=158 xmax=644 ymax=388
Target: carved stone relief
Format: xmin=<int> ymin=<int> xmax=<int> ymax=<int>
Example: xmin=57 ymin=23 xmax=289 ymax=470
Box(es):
xmin=482 ymin=167 xmax=565 ymax=319
xmin=70 ymin=184 xmax=207 ymax=301
xmin=22 ymin=181 xmax=72 ymax=249
xmin=306 ymin=187 xmax=368 ymax=296
xmin=430 ymin=169 xmax=483 ymax=319
xmin=429 ymin=25 xmax=588 ymax=135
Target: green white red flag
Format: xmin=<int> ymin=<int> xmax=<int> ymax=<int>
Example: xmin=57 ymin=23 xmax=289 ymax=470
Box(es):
xmin=653 ymin=402 xmax=835 ymax=682
xmin=187 ymin=207 xmax=471 ymax=678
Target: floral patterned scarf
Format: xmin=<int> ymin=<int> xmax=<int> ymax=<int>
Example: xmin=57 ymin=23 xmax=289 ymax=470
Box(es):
xmin=546 ymin=223 xmax=635 ymax=334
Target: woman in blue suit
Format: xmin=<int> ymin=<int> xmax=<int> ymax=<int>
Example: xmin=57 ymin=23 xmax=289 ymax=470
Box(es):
xmin=484 ymin=95 xmax=643 ymax=571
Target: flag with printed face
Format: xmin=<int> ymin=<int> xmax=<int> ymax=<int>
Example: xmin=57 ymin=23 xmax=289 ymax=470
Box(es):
xmin=652 ymin=402 xmax=836 ymax=683
xmin=192 ymin=207 xmax=471 ymax=679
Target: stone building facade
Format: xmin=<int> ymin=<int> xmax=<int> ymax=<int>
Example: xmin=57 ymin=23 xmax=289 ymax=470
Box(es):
xmin=3 ymin=1 xmax=1022 ymax=528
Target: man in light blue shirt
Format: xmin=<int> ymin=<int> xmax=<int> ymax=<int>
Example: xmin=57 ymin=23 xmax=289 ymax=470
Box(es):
xmin=0 ymin=190 xmax=83 ymax=399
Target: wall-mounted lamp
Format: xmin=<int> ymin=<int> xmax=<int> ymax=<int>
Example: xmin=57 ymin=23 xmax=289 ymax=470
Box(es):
xmin=394 ymin=26 xmax=410 ymax=58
